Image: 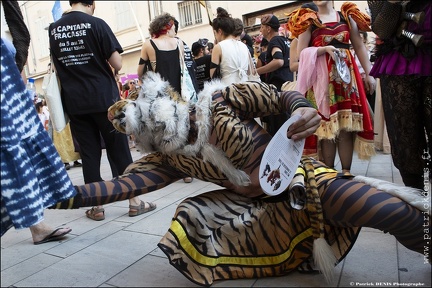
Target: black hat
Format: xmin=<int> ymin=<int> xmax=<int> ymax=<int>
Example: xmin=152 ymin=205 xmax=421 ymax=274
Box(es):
xmin=197 ymin=38 xmax=209 ymax=47
xmin=192 ymin=39 xmax=208 ymax=56
xmin=69 ymin=1 xmax=94 ymax=6
xmin=301 ymin=2 xmax=318 ymax=11
xmin=261 ymin=14 xmax=280 ymax=30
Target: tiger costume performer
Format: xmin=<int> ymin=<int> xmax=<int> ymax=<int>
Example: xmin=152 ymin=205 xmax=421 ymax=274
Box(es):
xmin=50 ymin=72 xmax=430 ymax=286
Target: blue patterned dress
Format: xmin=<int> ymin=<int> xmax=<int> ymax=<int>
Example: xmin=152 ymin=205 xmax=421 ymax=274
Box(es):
xmin=1 ymin=38 xmax=76 ymax=236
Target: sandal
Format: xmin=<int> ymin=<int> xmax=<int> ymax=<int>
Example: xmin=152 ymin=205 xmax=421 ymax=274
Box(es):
xmin=85 ymin=207 xmax=105 ymax=221
xmin=129 ymin=201 xmax=157 ymax=217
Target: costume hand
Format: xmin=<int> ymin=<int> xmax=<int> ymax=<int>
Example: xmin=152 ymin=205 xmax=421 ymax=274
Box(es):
xmin=288 ymin=107 xmax=321 ymax=141
xmin=364 ymin=75 xmax=376 ymax=94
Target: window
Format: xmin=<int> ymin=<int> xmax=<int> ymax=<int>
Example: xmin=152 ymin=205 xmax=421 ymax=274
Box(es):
xmin=35 ymin=16 xmax=50 ymax=58
xmin=178 ymin=1 xmax=202 ymax=28
xmin=114 ymin=2 xmax=134 ymax=31
xmin=153 ymin=1 xmax=163 ymax=17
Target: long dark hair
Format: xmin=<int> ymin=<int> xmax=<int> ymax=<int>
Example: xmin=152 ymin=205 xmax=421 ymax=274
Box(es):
xmin=2 ymin=0 xmax=31 ymax=72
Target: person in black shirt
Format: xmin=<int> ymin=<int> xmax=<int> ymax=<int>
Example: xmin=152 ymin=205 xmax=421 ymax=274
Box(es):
xmin=257 ymin=14 xmax=293 ymax=90
xmin=192 ymin=39 xmax=212 ymax=91
xmin=256 ymin=38 xmax=269 ymax=82
xmin=256 ymin=14 xmax=294 ymax=136
xmin=49 ymin=0 xmax=154 ymax=221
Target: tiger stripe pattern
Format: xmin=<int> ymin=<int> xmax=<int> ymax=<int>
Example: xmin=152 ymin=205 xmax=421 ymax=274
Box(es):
xmin=157 ymin=158 xmax=427 ymax=285
xmin=49 ymin=78 xmax=429 ymax=285
xmin=157 ymin=159 xmax=362 ymax=286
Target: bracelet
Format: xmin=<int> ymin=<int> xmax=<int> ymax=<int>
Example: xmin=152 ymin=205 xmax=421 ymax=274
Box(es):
xmin=289 ymin=98 xmax=313 ymax=113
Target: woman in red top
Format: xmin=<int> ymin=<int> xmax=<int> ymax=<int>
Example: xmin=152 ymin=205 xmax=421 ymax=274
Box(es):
xmin=289 ymin=1 xmax=376 ymax=173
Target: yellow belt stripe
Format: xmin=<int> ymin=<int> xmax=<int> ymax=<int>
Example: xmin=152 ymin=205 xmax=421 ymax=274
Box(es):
xmin=55 ymin=198 xmax=75 ymax=209
xmin=170 ymin=220 xmax=313 ymax=266
xmin=67 ymin=198 xmax=74 ymax=209
xmin=296 ymin=166 xmax=337 ymax=177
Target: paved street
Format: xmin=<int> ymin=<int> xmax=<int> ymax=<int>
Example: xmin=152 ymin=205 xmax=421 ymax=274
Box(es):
xmin=1 ymin=148 xmax=430 ymax=287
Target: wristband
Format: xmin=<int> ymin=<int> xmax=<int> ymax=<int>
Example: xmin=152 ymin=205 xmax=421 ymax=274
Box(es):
xmin=289 ymin=98 xmax=313 ymax=113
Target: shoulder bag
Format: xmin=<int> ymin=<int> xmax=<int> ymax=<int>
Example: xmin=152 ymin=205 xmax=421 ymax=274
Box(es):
xmin=42 ymin=57 xmax=69 ymax=132
xmin=247 ymin=54 xmax=261 ymax=82
xmin=178 ymin=39 xmax=198 ymax=103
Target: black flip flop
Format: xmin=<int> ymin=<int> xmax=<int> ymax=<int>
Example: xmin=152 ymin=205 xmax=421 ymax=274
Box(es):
xmin=33 ymin=228 xmax=72 ymax=245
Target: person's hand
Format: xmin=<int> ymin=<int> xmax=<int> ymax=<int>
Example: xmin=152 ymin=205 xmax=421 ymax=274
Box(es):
xmin=364 ymin=75 xmax=376 ymax=94
xmin=325 ymin=45 xmax=338 ymax=60
xmin=288 ymin=107 xmax=321 ymax=141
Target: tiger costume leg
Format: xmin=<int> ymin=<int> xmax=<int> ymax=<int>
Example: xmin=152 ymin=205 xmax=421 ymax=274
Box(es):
xmin=50 ymin=164 xmax=186 ymax=209
xmin=321 ymin=178 xmax=426 ymax=253
xmin=157 ymin=159 xmax=429 ymax=286
xmin=49 ymin=157 xmax=429 ymax=286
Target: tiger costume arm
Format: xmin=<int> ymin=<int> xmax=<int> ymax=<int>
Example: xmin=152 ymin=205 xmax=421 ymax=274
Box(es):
xmin=109 ymin=78 xmax=316 ymax=184
xmin=220 ymin=81 xmax=315 ymax=119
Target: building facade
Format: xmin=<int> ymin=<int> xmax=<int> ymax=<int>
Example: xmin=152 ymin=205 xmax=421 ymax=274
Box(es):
xmin=2 ymin=1 xmax=371 ymax=95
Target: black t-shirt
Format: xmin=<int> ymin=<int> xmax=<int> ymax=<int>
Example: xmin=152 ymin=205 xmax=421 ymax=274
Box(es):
xmin=49 ymin=11 xmax=123 ymax=115
xmin=194 ymin=54 xmax=211 ymax=91
xmin=266 ymin=36 xmax=293 ymax=89
xmin=258 ymin=51 xmax=268 ymax=83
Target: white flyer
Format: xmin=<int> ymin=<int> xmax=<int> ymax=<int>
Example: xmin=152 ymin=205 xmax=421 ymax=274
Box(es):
xmin=259 ymin=115 xmax=305 ymax=196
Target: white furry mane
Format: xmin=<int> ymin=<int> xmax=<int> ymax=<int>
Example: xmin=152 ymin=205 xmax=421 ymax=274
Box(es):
xmin=124 ymin=72 xmax=250 ymax=186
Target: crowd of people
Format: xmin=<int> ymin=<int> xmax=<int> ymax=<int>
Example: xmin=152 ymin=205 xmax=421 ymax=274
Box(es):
xmin=1 ymin=0 xmax=430 ymax=286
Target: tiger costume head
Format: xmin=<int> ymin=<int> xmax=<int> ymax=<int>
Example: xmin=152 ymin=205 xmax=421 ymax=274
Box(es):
xmin=108 ymin=72 xmax=190 ymax=154
xmin=108 ymin=71 xmax=250 ymax=186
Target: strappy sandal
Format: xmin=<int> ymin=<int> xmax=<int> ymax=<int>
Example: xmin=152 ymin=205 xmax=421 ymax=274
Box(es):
xmin=129 ymin=200 xmax=157 ymax=217
xmin=85 ymin=207 xmax=105 ymax=221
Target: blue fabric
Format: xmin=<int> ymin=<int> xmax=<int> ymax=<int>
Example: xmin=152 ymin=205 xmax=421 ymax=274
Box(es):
xmin=1 ymin=38 xmax=77 ymax=236
xmin=51 ymin=0 xmax=63 ymax=22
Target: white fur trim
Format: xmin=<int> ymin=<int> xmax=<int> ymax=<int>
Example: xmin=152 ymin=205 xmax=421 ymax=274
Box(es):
xmin=353 ymin=175 xmax=431 ymax=214
xmin=181 ymin=79 xmax=251 ymax=186
xmin=313 ymin=238 xmax=337 ymax=284
xmin=128 ymin=72 xmax=250 ymax=186
xmin=200 ymin=145 xmax=251 ymax=186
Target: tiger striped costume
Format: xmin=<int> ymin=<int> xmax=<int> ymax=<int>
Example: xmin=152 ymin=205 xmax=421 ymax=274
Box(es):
xmin=51 ymin=75 xmax=429 ymax=286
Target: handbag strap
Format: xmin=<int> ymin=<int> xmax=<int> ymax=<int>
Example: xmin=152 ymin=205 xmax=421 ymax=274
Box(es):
xmin=177 ymin=39 xmax=186 ymax=73
xmin=247 ymin=53 xmax=259 ymax=77
xmin=48 ymin=53 xmax=57 ymax=74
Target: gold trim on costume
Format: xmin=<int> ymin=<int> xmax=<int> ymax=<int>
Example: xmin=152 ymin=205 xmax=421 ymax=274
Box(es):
xmin=170 ymin=220 xmax=313 ymax=266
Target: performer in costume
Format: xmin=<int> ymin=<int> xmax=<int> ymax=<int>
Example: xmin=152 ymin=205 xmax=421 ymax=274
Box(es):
xmin=49 ymin=71 xmax=429 ymax=285
xmin=288 ymin=1 xmax=376 ymax=173
xmin=367 ymin=0 xmax=431 ymax=189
